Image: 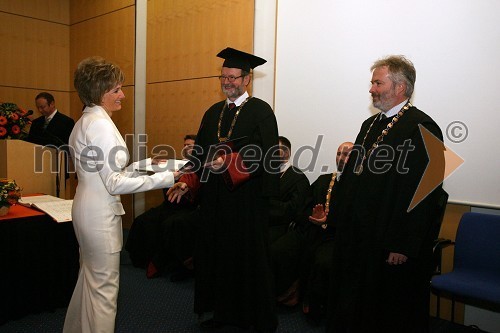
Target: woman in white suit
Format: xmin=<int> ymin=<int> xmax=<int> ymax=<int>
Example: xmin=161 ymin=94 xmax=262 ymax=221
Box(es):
xmin=63 ymin=56 xmax=180 ymax=333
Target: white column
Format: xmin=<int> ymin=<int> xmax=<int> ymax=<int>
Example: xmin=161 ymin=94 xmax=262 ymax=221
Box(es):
xmin=133 ymin=0 xmax=148 ymax=217
xmin=253 ymin=0 xmax=277 ymax=110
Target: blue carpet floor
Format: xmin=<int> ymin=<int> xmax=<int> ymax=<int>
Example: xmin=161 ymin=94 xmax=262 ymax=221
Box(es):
xmin=0 ymin=251 xmax=324 ymax=333
xmin=0 ymin=231 xmax=487 ymax=333
xmin=0 ymin=259 xmax=489 ymax=332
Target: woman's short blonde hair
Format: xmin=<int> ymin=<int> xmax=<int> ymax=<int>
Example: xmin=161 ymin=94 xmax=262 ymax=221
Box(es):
xmin=74 ymin=56 xmax=125 ymax=107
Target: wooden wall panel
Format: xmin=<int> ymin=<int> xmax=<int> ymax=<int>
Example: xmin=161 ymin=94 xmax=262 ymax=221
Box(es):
xmin=146 ymin=79 xmax=223 ymax=153
xmin=144 ymin=0 xmax=255 ymax=211
xmin=69 ymin=0 xmax=134 ymax=24
xmin=147 ymin=0 xmax=254 ymax=82
xmin=0 ymin=88 xmax=36 ymax=115
xmin=0 ymin=0 xmax=70 ymax=24
xmin=69 ymin=91 xmax=82 ymax=122
xmin=144 ymin=79 xmax=224 ymax=209
xmin=116 ymin=86 xmax=135 ymax=229
xmin=0 ymin=1 xmax=72 ymax=204
xmin=70 ymin=7 xmax=135 ymax=87
xmin=0 ymin=12 xmax=70 ymax=91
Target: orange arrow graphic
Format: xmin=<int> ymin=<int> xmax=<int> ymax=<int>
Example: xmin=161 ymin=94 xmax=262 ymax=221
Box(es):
xmin=408 ymin=124 xmax=464 ymax=212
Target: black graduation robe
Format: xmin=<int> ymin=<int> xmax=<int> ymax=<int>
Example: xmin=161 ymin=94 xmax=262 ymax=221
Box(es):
xmin=125 ymin=198 xmax=196 ymax=269
xmin=270 ymin=173 xmax=336 ymax=309
xmin=327 ymin=106 xmax=445 ymax=333
xmin=181 ymin=97 xmax=280 ymax=331
xmin=268 ymin=165 xmax=311 ymax=243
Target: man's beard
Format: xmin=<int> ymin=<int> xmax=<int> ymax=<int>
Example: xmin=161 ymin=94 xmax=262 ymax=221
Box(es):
xmin=222 ymin=84 xmax=244 ymax=99
xmin=372 ymin=89 xmax=397 ymax=112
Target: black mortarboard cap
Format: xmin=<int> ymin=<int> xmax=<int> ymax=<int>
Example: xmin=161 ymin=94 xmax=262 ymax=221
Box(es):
xmin=217 ymin=47 xmax=267 ymax=72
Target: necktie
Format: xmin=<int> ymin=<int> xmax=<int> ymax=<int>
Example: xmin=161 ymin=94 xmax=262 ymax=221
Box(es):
xmin=43 ymin=117 xmax=50 ymax=130
xmin=380 ymin=113 xmax=387 ymax=121
xmin=228 ymin=103 xmax=236 ymax=110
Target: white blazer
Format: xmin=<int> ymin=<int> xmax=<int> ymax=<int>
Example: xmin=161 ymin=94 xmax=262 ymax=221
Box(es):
xmin=69 ymin=105 xmax=174 ymax=254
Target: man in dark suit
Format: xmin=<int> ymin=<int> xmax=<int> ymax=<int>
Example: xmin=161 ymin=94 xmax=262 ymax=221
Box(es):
xmin=27 ymin=92 xmax=75 ymax=147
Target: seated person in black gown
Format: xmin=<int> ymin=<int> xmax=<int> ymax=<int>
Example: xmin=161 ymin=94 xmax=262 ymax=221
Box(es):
xmin=26 ymin=92 xmax=75 ymax=147
xmin=125 ymin=134 xmax=197 ymax=276
xmin=269 ymin=136 xmax=311 ymax=243
xmin=301 ymin=141 xmax=353 ymax=324
xmin=271 ymin=141 xmax=353 ymax=321
xmin=153 ymin=205 xmax=201 ymax=281
xmin=152 ymin=135 xmax=312 ymax=282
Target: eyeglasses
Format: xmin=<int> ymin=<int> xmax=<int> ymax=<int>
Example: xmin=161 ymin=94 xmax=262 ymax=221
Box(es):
xmin=218 ymin=75 xmax=243 ymax=82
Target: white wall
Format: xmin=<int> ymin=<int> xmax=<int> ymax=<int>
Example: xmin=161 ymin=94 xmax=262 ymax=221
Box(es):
xmin=266 ymin=0 xmax=500 ymax=209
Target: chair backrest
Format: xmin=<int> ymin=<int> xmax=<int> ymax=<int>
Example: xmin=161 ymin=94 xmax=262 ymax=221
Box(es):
xmin=434 ymin=188 xmax=448 ymax=239
xmin=430 ymin=188 xmax=449 ymax=241
xmin=429 ymin=188 xmax=449 ymax=275
xmin=454 ymin=212 xmax=500 ymax=276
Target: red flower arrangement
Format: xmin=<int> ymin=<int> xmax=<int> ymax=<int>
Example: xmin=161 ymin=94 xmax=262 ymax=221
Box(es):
xmin=0 ymin=102 xmax=31 ymax=140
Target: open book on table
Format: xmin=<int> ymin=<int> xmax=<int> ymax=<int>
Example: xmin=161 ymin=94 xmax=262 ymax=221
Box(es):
xmin=18 ymin=195 xmax=73 ymax=223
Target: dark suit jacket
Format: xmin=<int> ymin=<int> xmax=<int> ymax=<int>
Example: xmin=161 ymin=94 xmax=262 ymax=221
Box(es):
xmin=27 ymin=110 xmax=75 ymax=147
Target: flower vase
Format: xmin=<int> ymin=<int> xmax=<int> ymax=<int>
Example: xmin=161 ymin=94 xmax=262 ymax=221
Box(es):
xmin=0 ymin=205 xmax=9 ymax=216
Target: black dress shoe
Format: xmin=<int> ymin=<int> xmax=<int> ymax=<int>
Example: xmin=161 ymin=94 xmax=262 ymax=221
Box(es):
xmin=199 ymin=318 xmax=224 ymax=330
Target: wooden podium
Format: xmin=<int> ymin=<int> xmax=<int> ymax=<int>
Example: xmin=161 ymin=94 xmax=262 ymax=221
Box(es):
xmin=0 ymin=140 xmax=67 ymax=197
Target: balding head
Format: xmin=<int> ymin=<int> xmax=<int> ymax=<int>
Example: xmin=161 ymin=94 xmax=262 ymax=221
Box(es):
xmin=336 ymin=141 xmax=354 ymax=172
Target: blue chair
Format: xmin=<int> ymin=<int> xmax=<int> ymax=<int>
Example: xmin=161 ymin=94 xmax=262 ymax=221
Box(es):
xmin=431 ymin=212 xmax=500 ymax=321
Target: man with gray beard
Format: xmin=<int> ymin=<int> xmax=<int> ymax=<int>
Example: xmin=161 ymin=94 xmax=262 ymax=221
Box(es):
xmin=167 ymin=47 xmax=280 ymax=333
xmin=327 ymin=55 xmax=445 ymax=333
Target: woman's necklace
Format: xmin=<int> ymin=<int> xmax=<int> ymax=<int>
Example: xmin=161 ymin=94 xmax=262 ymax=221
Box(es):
xmin=217 ymin=96 xmax=251 ymax=142
xmin=322 ymin=172 xmax=337 ymax=229
xmin=354 ymin=102 xmax=412 ymax=175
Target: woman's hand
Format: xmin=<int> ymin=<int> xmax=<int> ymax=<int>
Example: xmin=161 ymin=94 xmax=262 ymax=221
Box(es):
xmin=166 ymin=182 xmax=189 ymax=203
xmin=308 ymin=204 xmax=328 ymax=225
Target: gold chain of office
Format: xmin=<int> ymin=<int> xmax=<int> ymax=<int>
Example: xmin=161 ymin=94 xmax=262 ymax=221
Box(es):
xmin=217 ymin=97 xmax=252 ymax=143
xmin=354 ymin=101 xmax=412 ymax=175
xmin=321 ymin=171 xmax=337 ymax=229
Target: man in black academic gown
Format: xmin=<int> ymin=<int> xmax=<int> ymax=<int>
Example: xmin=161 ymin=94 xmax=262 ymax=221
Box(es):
xmin=271 ymin=141 xmax=352 ymax=322
xmin=125 ymin=135 xmax=197 ymax=275
xmin=26 ymin=92 xmax=74 ymax=147
xmin=167 ymin=47 xmax=280 ymax=332
xmin=327 ymin=56 xmax=445 ymax=333
xmin=268 ymin=135 xmax=311 ymax=243
xmin=268 ymin=135 xmax=311 ymax=307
